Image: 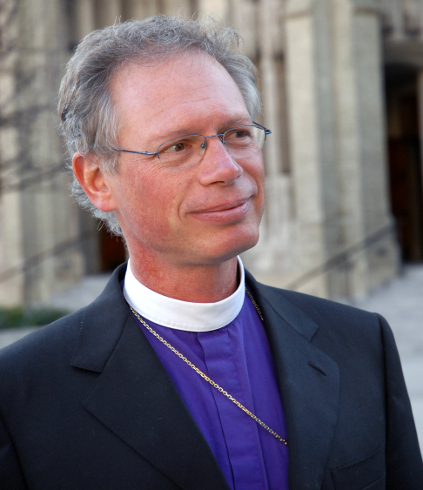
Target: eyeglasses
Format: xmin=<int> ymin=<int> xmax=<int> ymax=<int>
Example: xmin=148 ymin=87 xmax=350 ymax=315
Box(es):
xmin=113 ymin=122 xmax=271 ymax=169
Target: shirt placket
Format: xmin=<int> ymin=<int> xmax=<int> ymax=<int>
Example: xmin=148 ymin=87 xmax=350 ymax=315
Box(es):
xmin=198 ymin=325 xmax=269 ymax=490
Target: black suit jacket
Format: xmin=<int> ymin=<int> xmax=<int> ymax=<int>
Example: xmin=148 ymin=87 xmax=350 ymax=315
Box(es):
xmin=0 ymin=264 xmax=422 ymax=489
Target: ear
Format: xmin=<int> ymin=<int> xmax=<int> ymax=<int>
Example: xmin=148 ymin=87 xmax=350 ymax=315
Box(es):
xmin=72 ymin=152 xmax=117 ymax=212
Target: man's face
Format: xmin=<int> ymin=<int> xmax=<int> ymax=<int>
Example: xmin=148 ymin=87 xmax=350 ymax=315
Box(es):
xmin=105 ymin=53 xmax=265 ymax=269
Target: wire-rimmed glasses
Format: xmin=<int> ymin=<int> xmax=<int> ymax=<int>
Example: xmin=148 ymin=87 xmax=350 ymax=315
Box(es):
xmin=113 ymin=122 xmax=271 ymax=169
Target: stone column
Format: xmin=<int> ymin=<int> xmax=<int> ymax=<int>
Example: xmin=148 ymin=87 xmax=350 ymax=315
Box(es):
xmin=231 ymin=0 xmax=257 ymax=60
xmin=0 ymin=2 xmax=25 ymax=305
xmin=238 ymin=0 xmax=293 ymax=282
xmin=284 ymin=0 xmax=339 ymax=297
xmin=0 ymin=0 xmax=83 ymax=306
xmin=389 ymin=0 xmax=405 ymax=40
xmin=250 ymin=0 xmax=292 ymax=274
xmin=74 ymin=0 xmax=96 ymax=39
xmin=124 ymin=0 xmax=158 ymax=19
xmin=71 ymin=0 xmax=102 ymax=275
xmin=283 ymin=0 xmax=398 ymax=298
xmin=330 ymin=0 xmax=398 ymax=296
xmin=97 ymin=0 xmax=122 ymax=28
xmin=197 ymin=0 xmax=230 ymax=23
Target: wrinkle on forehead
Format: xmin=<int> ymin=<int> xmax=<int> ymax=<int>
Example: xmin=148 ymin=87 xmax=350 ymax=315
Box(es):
xmin=113 ymin=50 xmax=221 ymax=85
xmin=110 ymin=51 xmax=250 ymax=151
xmin=114 ymin=54 xmax=243 ymax=122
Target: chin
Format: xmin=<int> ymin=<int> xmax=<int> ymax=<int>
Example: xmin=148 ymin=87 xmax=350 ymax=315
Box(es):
xmin=204 ymin=228 xmax=260 ymax=264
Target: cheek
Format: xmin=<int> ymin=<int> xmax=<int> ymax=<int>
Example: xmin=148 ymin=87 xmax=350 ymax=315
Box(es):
xmin=244 ymin=157 xmax=265 ymax=195
xmin=248 ymin=161 xmax=265 ymax=219
xmin=252 ymin=156 xmax=265 ymax=181
xmin=129 ymin=166 xmax=190 ymax=225
xmin=257 ymin=163 xmax=266 ymax=196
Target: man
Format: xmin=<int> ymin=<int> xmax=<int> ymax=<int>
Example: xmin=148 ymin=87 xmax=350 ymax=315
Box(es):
xmin=0 ymin=15 xmax=422 ymax=490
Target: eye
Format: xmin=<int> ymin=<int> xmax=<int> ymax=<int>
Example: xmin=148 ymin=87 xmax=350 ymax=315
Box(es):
xmin=224 ymin=127 xmax=255 ymax=148
xmin=161 ymin=140 xmax=189 ymax=153
xmin=225 ymin=127 xmax=253 ymax=140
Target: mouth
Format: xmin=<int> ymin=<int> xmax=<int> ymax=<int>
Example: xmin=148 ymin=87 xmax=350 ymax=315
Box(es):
xmin=190 ymin=198 xmax=251 ymax=223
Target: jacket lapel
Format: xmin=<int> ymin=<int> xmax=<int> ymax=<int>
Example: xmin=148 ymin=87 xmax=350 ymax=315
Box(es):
xmin=246 ymin=272 xmax=340 ymax=490
xmin=71 ymin=265 xmax=230 ymax=490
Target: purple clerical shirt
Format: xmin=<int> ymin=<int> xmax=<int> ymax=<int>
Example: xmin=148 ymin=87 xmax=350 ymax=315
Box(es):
xmin=131 ymin=292 xmax=289 ymax=489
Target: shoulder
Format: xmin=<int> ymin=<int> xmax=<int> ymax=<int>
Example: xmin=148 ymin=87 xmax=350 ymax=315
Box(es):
xmin=0 ymin=308 xmax=85 ymax=382
xmin=0 ymin=307 xmax=89 ymax=430
xmin=245 ymin=270 xmax=388 ymax=360
xmin=270 ymin=285 xmax=381 ymax=330
xmin=0 ymin=263 xmax=128 ymax=383
xmin=246 ymin=269 xmax=382 ymax=329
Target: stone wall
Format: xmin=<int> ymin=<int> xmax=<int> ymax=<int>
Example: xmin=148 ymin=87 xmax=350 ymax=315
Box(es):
xmin=1 ymin=0 xmax=415 ymax=305
xmin=0 ymin=0 xmax=83 ymax=306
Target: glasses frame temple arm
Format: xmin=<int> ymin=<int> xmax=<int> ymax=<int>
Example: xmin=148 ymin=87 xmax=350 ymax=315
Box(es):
xmin=112 ymin=148 xmax=159 ymax=156
xmin=252 ymin=121 xmax=272 ymax=137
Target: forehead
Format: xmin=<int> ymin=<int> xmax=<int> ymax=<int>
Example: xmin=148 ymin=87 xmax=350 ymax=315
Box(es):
xmin=109 ymin=53 xmax=250 ymax=140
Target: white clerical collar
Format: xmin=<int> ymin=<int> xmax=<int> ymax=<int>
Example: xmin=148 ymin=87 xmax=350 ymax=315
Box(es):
xmin=123 ymin=257 xmax=245 ymax=332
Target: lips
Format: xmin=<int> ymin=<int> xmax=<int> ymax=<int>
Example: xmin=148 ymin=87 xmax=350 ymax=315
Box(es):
xmin=195 ymin=198 xmax=249 ymax=213
xmin=190 ymin=198 xmax=251 ymax=223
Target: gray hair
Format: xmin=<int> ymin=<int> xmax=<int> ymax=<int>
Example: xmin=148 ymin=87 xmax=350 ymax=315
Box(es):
xmin=58 ymin=15 xmax=260 ymax=236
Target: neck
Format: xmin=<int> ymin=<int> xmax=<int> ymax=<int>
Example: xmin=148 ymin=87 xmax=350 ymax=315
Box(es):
xmin=128 ymin=254 xmax=239 ymax=303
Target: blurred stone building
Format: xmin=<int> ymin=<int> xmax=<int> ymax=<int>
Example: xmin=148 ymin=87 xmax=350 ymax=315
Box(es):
xmin=0 ymin=0 xmax=422 ymax=306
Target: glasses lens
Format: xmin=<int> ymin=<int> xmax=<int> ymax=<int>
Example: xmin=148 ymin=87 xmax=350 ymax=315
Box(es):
xmin=223 ymin=125 xmax=265 ymax=159
xmin=157 ymin=135 xmax=206 ymax=168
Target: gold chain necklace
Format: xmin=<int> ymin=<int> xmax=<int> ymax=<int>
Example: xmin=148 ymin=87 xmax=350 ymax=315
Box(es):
xmin=130 ymin=288 xmax=288 ymax=446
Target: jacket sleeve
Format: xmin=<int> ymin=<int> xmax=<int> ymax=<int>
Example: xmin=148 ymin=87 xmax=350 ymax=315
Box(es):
xmin=379 ymin=314 xmax=423 ymax=488
xmin=0 ymin=414 xmax=27 ymax=489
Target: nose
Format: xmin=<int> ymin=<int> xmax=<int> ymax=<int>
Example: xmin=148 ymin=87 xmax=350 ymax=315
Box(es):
xmin=198 ymin=136 xmax=243 ymax=186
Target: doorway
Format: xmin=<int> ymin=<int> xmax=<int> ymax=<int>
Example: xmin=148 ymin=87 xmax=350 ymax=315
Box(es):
xmin=385 ymin=65 xmax=423 ymax=261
